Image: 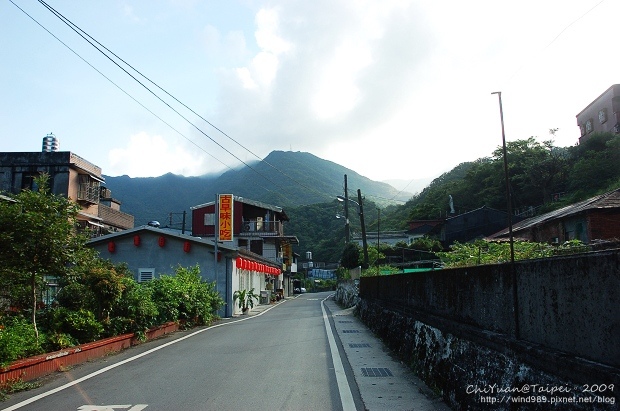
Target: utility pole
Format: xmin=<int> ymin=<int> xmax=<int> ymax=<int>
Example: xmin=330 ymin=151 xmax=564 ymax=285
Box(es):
xmin=377 ymin=208 xmax=380 ymax=251
xmin=358 ymin=189 xmax=369 ymax=269
xmin=344 ymin=175 xmax=350 ymax=243
xmin=492 ymin=91 xmax=519 ymax=340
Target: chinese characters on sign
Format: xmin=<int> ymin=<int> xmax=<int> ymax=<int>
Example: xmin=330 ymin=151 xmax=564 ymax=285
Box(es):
xmin=218 ymin=194 xmax=233 ymax=242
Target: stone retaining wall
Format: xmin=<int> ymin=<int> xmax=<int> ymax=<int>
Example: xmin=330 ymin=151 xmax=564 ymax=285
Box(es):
xmin=352 ymin=250 xmax=620 ymax=410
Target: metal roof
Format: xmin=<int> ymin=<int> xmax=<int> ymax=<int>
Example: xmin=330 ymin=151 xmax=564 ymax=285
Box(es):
xmin=190 ymin=195 xmax=284 ymax=214
xmin=490 ymin=188 xmax=620 ymax=237
xmin=87 ymin=225 xmax=238 ymax=252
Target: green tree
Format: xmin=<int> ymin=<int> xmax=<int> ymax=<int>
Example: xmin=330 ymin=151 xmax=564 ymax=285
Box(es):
xmin=340 ymin=242 xmax=361 ymax=269
xmin=58 ymin=256 xmax=130 ymax=321
xmin=0 ymin=174 xmax=84 ymax=338
xmin=567 ymin=133 xmax=620 ymax=198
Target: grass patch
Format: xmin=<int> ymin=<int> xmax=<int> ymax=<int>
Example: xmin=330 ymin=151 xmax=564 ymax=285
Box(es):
xmin=0 ymin=378 xmax=42 ymax=401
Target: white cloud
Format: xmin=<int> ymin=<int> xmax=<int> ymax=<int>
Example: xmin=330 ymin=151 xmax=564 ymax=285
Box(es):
xmin=108 ymin=132 xmax=206 ymax=177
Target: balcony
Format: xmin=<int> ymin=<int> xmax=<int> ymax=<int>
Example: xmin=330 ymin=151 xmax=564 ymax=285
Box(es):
xmin=239 ymin=219 xmax=283 ymax=237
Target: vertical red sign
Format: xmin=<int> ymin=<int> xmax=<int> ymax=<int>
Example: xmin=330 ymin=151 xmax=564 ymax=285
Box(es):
xmin=218 ymin=194 xmax=234 ymax=242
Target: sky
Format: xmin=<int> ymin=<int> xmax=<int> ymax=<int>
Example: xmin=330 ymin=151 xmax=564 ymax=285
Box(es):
xmin=1 ymin=0 xmax=618 ymax=189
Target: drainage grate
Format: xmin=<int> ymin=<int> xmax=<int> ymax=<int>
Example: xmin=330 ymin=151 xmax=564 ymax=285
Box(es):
xmin=361 ymin=367 xmax=393 ymax=377
xmin=342 ymin=329 xmax=360 ymax=333
xmin=338 ymin=320 xmax=353 ymax=323
xmin=349 ymin=343 xmax=371 ymax=348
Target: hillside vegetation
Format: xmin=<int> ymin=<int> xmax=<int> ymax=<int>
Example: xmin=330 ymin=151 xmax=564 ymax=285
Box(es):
xmin=104 ymin=151 xmax=410 ymax=226
xmin=293 ymin=133 xmax=620 ymax=262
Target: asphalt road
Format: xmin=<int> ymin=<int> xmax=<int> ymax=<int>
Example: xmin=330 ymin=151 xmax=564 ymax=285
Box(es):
xmin=1 ymin=292 xmax=362 ymax=411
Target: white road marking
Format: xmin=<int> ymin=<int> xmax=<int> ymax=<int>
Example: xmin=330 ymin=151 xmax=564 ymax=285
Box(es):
xmin=77 ymin=405 xmax=147 ymax=411
xmin=321 ymin=296 xmax=356 ymax=411
xmin=0 ymin=303 xmax=284 ymax=411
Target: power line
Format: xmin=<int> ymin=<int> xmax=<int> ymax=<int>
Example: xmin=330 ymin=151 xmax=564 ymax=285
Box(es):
xmin=34 ymin=0 xmax=335 ymax=203
xmin=33 ymin=0 xmax=292 ymax=198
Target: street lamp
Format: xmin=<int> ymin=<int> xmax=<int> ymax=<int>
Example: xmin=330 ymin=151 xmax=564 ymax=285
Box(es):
xmin=335 ymin=213 xmax=350 ymax=240
xmin=337 ymin=189 xmax=369 ymax=268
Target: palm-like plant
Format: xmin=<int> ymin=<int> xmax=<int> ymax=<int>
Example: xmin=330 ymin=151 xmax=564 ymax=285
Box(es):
xmin=233 ymin=288 xmax=259 ymax=313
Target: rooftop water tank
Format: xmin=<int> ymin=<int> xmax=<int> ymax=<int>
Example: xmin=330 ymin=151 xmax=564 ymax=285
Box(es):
xmin=42 ymin=133 xmax=59 ymax=152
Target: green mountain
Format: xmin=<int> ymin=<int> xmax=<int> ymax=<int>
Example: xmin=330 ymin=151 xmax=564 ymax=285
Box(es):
xmin=104 ymin=150 xmax=412 ymax=227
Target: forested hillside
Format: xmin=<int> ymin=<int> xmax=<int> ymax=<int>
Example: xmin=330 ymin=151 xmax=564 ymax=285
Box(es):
xmin=293 ymin=133 xmax=620 ymax=263
xmin=104 ymin=150 xmax=409 ymax=226
xmin=402 ymin=133 xmax=619 ymax=223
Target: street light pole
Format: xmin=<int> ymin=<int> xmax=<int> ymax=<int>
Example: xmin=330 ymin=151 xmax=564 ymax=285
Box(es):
xmin=491 ymin=91 xmax=514 ymax=264
xmin=492 ymin=91 xmax=519 ymax=340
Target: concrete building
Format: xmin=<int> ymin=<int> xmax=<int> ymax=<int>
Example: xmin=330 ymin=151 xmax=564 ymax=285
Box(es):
xmin=487 ymin=188 xmax=620 ymax=244
xmin=190 ymin=195 xmax=299 ymax=296
xmin=88 ymin=225 xmax=281 ymax=317
xmin=0 ymin=146 xmax=133 ymax=234
xmin=576 ymin=84 xmax=620 ymax=144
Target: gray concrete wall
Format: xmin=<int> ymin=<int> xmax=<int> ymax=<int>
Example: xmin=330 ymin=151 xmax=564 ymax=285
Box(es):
xmin=356 ymin=250 xmax=620 ymax=410
xmin=360 ymin=250 xmax=620 ymax=367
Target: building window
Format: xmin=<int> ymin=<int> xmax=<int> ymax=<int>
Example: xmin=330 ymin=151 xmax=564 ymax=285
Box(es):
xmin=579 ymin=124 xmax=586 ymax=136
xmin=204 ymin=213 xmax=215 ymax=226
xmin=138 ymin=268 xmax=155 ymax=282
xmin=77 ymin=174 xmax=100 ymax=204
xmin=585 ymin=119 xmax=593 ymax=133
xmin=599 ymin=109 xmax=607 ymax=124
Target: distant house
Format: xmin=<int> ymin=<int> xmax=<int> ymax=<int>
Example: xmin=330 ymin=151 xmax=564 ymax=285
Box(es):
xmin=352 ymin=231 xmax=412 ymax=247
xmin=406 ymin=219 xmax=444 ymax=240
xmin=428 ymin=206 xmax=517 ymax=248
xmin=190 ymin=195 xmax=299 ymax=296
xmin=88 ymin=225 xmax=281 ymax=317
xmin=487 ymin=188 xmax=620 ymax=244
xmin=0 ymin=140 xmax=134 ymax=234
xmin=576 ymin=84 xmax=620 ymax=144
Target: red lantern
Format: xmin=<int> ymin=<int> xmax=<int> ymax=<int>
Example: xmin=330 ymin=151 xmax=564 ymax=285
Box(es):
xmin=158 ymin=236 xmax=166 ymax=247
xmin=107 ymin=241 xmax=115 ymax=253
xmin=183 ymin=241 xmax=191 ymax=253
xmin=236 ymin=257 xmax=242 ymax=268
xmin=133 ymin=235 xmax=141 ymax=246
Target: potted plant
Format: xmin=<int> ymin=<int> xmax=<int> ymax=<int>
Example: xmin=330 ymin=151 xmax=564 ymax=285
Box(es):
xmin=233 ymin=288 xmax=259 ymax=314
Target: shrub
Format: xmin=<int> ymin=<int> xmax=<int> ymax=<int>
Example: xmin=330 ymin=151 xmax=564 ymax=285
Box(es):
xmin=105 ymin=277 xmax=158 ymax=336
xmin=147 ymin=265 xmax=224 ymax=327
xmin=42 ymin=332 xmax=78 ymax=352
xmin=44 ymin=308 xmax=103 ymax=344
xmin=0 ymin=317 xmax=43 ymax=367
xmin=56 ymin=282 xmax=96 ymax=312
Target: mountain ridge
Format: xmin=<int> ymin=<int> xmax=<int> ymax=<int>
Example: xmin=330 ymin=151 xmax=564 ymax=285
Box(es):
xmin=104 ymin=150 xmax=412 ymax=226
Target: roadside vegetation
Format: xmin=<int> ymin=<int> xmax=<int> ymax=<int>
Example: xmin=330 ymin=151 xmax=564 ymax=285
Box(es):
xmin=0 ymin=175 xmax=223 ymax=368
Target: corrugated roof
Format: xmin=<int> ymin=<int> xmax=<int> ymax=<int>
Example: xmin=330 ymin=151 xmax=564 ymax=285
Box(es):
xmin=489 ymin=188 xmax=620 ymax=237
